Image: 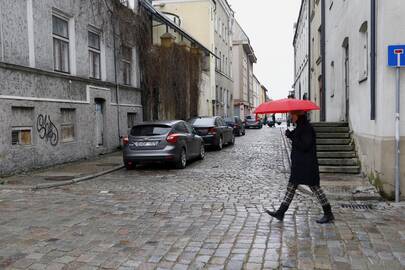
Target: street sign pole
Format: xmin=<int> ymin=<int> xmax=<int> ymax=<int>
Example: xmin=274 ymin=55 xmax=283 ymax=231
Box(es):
xmin=395 ymin=65 xmax=401 ymax=203
xmin=389 ymin=45 xmax=404 ymax=202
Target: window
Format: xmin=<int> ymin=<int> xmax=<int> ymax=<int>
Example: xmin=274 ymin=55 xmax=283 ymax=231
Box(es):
xmin=88 ymin=31 xmax=101 ymax=79
xmin=174 ymin=123 xmax=188 ymax=134
xmin=215 ymin=48 xmax=218 ymax=69
xmin=359 ymin=22 xmax=368 ymax=81
xmin=219 ymin=52 xmax=222 ymax=71
xmin=219 ymin=18 xmax=222 ymax=37
xmin=225 ymin=57 xmax=228 ymax=75
xmin=61 ymin=109 xmax=75 ymax=142
xmin=53 ymin=15 xmax=70 ymax=73
xmin=122 ymin=46 xmax=132 ymax=85
xmin=127 ymin=112 xmax=137 ymax=129
xmin=11 ymin=127 xmax=32 ymax=145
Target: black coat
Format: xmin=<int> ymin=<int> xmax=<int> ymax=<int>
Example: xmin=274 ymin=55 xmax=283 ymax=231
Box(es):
xmin=286 ymin=116 xmax=320 ymax=186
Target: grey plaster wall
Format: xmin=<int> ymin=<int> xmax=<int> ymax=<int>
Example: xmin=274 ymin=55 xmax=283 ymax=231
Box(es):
xmin=0 ymin=0 xmax=143 ymax=175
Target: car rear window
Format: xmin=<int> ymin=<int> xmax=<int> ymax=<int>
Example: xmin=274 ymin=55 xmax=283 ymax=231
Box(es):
xmin=189 ymin=118 xmax=215 ymax=126
xmin=130 ymin=125 xmax=172 ymax=136
xmin=224 ymin=118 xmax=235 ymax=123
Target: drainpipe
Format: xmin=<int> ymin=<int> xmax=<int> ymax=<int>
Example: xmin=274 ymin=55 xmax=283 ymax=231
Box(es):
xmin=105 ymin=0 xmax=122 ymax=146
xmin=321 ymin=0 xmax=326 ymax=121
xmin=308 ymin=0 xmax=311 ymax=101
xmin=370 ymin=0 xmax=376 ymax=120
xmin=0 ymin=2 xmax=4 ymax=61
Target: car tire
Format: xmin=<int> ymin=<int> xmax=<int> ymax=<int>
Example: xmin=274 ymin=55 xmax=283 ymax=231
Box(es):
xmin=216 ymin=136 xmax=223 ymax=151
xmin=175 ymin=148 xmax=187 ymax=169
xmin=229 ymin=135 xmax=235 ymax=145
xmin=124 ymin=161 xmax=136 ymax=170
xmin=198 ymin=144 xmax=205 ymax=160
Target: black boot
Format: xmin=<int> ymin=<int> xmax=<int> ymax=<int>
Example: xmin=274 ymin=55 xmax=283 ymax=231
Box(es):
xmin=316 ymin=204 xmax=335 ymax=224
xmin=265 ymin=203 xmax=289 ymax=221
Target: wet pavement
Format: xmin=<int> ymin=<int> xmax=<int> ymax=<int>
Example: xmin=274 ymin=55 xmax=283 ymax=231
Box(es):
xmin=0 ymin=127 xmax=404 ymax=270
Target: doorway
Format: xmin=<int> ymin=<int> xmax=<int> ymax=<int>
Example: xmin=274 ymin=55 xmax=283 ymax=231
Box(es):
xmin=95 ymin=98 xmax=105 ymax=147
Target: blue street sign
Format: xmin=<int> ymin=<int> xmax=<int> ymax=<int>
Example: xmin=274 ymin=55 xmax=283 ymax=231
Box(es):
xmin=388 ymin=45 xmax=405 ymax=67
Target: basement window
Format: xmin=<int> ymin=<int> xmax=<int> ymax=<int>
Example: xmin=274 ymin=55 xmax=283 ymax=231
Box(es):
xmin=11 ymin=127 xmax=32 ymax=145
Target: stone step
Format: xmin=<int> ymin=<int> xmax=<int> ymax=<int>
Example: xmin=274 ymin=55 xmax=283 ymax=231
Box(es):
xmin=312 ymin=122 xmax=348 ymax=127
xmin=317 ymin=151 xmax=357 ymax=158
xmin=317 ymin=138 xmax=351 ymax=145
xmin=317 ymin=145 xmax=354 ymax=151
xmin=313 ymin=126 xmax=350 ymax=133
xmin=316 ymin=133 xmax=350 ymax=139
xmin=318 ymin=158 xmax=359 ymax=166
xmin=319 ymin=166 xmax=361 ymax=174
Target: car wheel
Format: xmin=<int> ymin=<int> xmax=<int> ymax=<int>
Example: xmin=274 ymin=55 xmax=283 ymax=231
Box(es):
xmin=217 ymin=136 xmax=223 ymax=151
xmin=124 ymin=161 xmax=136 ymax=170
xmin=229 ymin=135 xmax=235 ymax=145
xmin=198 ymin=144 xmax=205 ymax=160
xmin=175 ymin=148 xmax=187 ymax=169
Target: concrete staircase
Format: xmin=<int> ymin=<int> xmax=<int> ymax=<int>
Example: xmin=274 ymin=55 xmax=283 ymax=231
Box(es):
xmin=312 ymin=122 xmax=361 ymax=174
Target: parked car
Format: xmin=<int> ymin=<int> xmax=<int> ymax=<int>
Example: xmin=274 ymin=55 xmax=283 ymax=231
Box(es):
xmin=245 ymin=117 xmax=263 ymax=129
xmin=123 ymin=120 xmax=205 ymax=170
xmin=189 ymin=116 xmax=235 ymax=150
xmin=224 ymin=116 xmax=246 ymax=136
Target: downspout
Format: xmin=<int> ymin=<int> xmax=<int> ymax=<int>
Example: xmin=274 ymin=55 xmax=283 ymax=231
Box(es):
xmin=321 ymin=0 xmax=326 ymax=121
xmin=105 ymin=0 xmax=122 ymax=146
xmin=308 ymin=0 xmax=311 ymax=101
xmin=370 ymin=0 xmax=376 ymax=120
xmin=0 ymin=2 xmax=4 ymax=61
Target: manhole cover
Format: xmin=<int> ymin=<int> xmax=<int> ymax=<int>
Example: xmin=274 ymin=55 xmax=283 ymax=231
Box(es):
xmin=44 ymin=176 xmax=75 ymax=181
xmin=340 ymin=203 xmax=373 ymax=210
xmin=96 ymin=163 xmax=120 ymax=167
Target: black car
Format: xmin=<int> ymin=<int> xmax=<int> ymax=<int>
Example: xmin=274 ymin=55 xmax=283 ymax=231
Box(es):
xmin=189 ymin=116 xmax=235 ymax=150
xmin=224 ymin=116 xmax=246 ymax=136
xmin=123 ymin=120 xmax=205 ymax=169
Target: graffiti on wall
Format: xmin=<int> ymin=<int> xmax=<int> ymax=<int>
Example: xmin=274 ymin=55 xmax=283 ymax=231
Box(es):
xmin=37 ymin=114 xmax=59 ymax=146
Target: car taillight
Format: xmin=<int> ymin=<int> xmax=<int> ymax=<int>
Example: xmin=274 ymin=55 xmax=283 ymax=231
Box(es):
xmin=123 ymin=136 xmax=129 ymax=145
xmin=167 ymin=133 xmax=180 ymax=144
xmin=208 ymin=127 xmax=217 ymax=135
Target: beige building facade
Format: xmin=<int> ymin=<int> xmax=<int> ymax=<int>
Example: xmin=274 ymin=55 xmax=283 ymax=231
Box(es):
xmin=153 ymin=0 xmax=234 ymax=117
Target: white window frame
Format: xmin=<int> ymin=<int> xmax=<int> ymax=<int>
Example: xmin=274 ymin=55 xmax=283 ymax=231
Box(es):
xmin=52 ymin=9 xmax=76 ymax=75
xmin=11 ymin=127 xmax=33 ymax=146
xmin=359 ymin=22 xmax=368 ymax=82
xmin=88 ymin=28 xmax=102 ymax=80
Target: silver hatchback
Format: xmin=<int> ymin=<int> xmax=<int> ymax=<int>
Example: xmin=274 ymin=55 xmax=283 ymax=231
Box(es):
xmin=123 ymin=120 xmax=205 ymax=169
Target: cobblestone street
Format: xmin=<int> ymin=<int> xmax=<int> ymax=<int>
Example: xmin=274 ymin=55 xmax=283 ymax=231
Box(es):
xmin=1 ymin=127 xmax=405 ymax=270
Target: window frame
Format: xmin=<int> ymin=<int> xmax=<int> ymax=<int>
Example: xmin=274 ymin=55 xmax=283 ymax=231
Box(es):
xmin=11 ymin=127 xmax=33 ymax=146
xmin=52 ymin=14 xmax=70 ymax=74
xmin=122 ymin=46 xmax=132 ymax=86
xmin=60 ymin=108 xmax=76 ymax=143
xmin=88 ymin=29 xmax=101 ymax=80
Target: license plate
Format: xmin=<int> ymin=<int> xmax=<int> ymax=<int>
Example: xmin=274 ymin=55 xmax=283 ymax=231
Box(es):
xmin=135 ymin=141 xmax=158 ymax=147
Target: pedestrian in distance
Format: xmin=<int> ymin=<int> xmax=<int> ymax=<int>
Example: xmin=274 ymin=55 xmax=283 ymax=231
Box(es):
xmin=265 ymin=110 xmax=335 ymax=224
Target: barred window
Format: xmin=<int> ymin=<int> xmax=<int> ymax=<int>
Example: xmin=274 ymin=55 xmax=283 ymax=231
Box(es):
xmin=11 ymin=127 xmax=32 ymax=145
xmin=53 ymin=15 xmax=70 ymax=73
xmin=127 ymin=112 xmax=137 ymax=129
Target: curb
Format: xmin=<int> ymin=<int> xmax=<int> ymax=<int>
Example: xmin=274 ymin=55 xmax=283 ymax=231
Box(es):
xmin=31 ymin=165 xmax=124 ymax=190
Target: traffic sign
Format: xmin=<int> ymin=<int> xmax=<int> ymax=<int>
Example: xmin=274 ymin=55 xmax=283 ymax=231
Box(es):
xmin=388 ymin=45 xmax=405 ymax=67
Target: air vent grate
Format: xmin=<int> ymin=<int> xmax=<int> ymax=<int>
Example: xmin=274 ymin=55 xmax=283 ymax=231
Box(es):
xmin=340 ymin=203 xmax=373 ymax=210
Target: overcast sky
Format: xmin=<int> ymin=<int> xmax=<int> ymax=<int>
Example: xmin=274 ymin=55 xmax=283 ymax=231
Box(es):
xmin=228 ymin=0 xmax=301 ymax=99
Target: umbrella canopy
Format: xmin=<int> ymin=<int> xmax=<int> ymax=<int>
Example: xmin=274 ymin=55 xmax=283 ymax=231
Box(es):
xmin=255 ymin=98 xmax=320 ymax=114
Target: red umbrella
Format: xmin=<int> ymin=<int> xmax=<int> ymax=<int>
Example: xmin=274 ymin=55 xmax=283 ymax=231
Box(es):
xmin=255 ymin=98 xmax=320 ymax=114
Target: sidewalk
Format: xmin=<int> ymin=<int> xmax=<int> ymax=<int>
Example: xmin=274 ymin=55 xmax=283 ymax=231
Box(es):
xmin=279 ymin=128 xmax=382 ymax=201
xmin=0 ymin=151 xmax=124 ymax=190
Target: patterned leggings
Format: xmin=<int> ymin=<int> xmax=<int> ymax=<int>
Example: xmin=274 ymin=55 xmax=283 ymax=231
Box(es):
xmin=282 ymin=182 xmax=329 ymax=207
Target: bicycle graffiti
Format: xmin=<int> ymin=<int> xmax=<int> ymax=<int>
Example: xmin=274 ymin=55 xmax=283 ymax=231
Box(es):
xmin=37 ymin=114 xmax=59 ymax=146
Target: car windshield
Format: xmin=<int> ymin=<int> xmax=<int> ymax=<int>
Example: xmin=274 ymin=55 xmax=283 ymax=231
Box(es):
xmin=130 ymin=125 xmax=172 ymax=136
xmin=189 ymin=118 xmax=215 ymax=126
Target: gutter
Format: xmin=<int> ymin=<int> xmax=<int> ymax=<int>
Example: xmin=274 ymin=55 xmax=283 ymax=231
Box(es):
xmin=321 ymin=0 xmax=326 ymax=121
xmin=370 ymin=0 xmax=376 ymax=120
xmin=0 ymin=2 xmax=4 ymax=61
xmin=308 ymin=0 xmax=311 ymax=100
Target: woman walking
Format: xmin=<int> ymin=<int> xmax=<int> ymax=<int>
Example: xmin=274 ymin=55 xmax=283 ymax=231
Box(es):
xmin=266 ymin=111 xmax=334 ymax=224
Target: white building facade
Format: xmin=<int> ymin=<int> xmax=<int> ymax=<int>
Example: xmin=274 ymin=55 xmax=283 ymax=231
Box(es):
xmin=324 ymin=0 xmax=405 ymax=199
xmin=293 ymin=0 xmax=309 ymax=100
xmin=232 ymin=20 xmax=256 ymax=120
